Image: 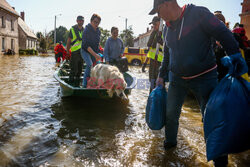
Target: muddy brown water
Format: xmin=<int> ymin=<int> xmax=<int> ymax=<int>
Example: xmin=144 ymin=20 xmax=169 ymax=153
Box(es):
xmin=0 ymin=55 xmax=249 ymax=167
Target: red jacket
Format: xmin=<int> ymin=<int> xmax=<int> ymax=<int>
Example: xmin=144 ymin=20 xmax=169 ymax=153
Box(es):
xmin=54 ymin=44 xmax=66 ymax=54
xmin=232 ymin=27 xmax=250 ymax=48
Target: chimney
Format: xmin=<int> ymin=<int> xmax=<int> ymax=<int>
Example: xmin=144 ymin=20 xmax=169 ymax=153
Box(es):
xmin=147 ymin=27 xmax=149 ymax=32
xmin=21 ymin=12 xmax=25 ymax=21
xmin=12 ymin=7 xmax=15 ymax=10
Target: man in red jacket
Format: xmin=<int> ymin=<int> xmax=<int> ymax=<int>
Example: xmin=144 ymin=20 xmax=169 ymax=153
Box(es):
xmin=54 ymin=41 xmax=66 ymax=63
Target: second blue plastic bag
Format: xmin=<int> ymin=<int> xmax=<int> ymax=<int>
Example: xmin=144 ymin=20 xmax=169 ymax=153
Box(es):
xmin=146 ymin=85 xmax=167 ymax=130
xmin=204 ymin=76 xmax=250 ymax=161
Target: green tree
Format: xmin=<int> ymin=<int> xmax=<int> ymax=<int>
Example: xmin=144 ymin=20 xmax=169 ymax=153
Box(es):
xmin=39 ymin=38 xmax=47 ymax=53
xmin=36 ymin=32 xmax=43 ymax=39
xmin=99 ymin=27 xmax=110 ymax=47
xmin=50 ymin=26 xmax=68 ymax=45
xmin=119 ymin=26 xmax=134 ymax=47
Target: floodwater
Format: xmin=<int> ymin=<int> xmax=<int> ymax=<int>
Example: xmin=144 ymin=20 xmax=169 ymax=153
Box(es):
xmin=0 ymin=55 xmax=249 ymax=167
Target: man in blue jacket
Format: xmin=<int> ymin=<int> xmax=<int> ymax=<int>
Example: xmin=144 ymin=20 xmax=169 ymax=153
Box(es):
xmin=149 ymin=0 xmax=248 ymax=166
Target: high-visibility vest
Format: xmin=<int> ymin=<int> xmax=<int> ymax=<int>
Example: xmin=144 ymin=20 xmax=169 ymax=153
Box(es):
xmin=70 ymin=26 xmax=83 ymax=52
xmin=147 ymin=46 xmax=164 ymax=62
xmin=240 ymin=49 xmax=250 ymax=82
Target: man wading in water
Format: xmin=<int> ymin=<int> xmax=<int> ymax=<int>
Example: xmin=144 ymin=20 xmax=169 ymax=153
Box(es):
xmin=149 ymin=0 xmax=248 ymax=166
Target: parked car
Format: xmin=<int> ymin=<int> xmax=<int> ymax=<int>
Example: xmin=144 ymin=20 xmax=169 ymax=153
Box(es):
xmin=123 ymin=47 xmax=149 ymax=66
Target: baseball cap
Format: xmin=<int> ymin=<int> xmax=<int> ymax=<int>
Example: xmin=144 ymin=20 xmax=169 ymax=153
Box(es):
xmin=149 ymin=16 xmax=161 ymax=25
xmin=77 ymin=15 xmax=84 ymax=21
xmin=149 ymin=0 xmax=172 ymax=15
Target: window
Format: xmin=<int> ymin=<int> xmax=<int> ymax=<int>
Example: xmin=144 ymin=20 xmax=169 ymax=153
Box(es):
xmin=1 ymin=16 xmax=5 ymax=28
xmin=2 ymin=38 xmax=5 ymax=51
xmin=11 ymin=20 xmax=14 ymax=31
xmin=144 ymin=49 xmax=149 ymax=54
xmin=128 ymin=48 xmax=140 ymax=54
xmin=11 ymin=39 xmax=14 ymax=50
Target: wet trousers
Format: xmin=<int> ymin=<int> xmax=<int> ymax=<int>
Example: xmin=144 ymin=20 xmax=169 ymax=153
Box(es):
xmin=165 ymin=69 xmax=218 ymax=143
xmin=69 ymin=50 xmax=83 ymax=85
xmin=81 ymin=49 xmax=95 ymax=87
xmin=165 ymin=69 xmax=227 ymax=165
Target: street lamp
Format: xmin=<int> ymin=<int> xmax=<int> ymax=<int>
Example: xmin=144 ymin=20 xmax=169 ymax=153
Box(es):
xmin=54 ymin=14 xmax=62 ymax=47
xmin=118 ymin=16 xmax=128 ymax=46
xmin=119 ymin=16 xmax=128 ymax=31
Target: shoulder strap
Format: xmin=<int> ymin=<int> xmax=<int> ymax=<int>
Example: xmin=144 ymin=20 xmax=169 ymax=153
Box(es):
xmin=73 ymin=26 xmax=82 ymax=41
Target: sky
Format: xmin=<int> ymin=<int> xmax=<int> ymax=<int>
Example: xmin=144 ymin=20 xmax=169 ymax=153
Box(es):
xmin=7 ymin=0 xmax=243 ymax=37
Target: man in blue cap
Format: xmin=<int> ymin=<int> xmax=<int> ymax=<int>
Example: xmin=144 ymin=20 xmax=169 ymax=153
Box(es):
xmin=150 ymin=0 xmax=248 ymax=166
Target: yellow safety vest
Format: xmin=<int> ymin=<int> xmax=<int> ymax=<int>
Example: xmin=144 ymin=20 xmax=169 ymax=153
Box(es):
xmin=240 ymin=49 xmax=250 ymax=82
xmin=147 ymin=46 xmax=164 ymax=62
xmin=70 ymin=27 xmax=83 ymax=52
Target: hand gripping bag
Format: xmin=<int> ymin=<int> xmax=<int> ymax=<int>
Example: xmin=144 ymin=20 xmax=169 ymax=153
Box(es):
xmin=146 ymin=86 xmax=167 ymax=130
xmin=204 ymin=76 xmax=250 ymax=161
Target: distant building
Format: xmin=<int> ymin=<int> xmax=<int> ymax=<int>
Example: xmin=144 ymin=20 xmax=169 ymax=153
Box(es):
xmin=0 ymin=0 xmax=19 ymax=55
xmin=240 ymin=0 xmax=250 ymax=38
xmin=134 ymin=27 xmax=153 ymax=48
xmin=18 ymin=12 xmax=37 ymax=50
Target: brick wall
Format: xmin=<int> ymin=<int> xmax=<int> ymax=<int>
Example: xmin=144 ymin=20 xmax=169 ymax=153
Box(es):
xmin=241 ymin=0 xmax=250 ymax=39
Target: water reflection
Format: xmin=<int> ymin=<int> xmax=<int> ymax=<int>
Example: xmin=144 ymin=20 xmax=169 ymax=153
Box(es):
xmin=50 ymin=97 xmax=130 ymax=166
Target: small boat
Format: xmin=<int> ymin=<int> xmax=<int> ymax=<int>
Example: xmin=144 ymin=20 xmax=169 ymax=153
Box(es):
xmin=54 ymin=61 xmax=135 ymax=98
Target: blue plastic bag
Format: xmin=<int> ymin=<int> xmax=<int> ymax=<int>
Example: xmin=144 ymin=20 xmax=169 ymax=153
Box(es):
xmin=146 ymin=86 xmax=167 ymax=130
xmin=204 ymin=76 xmax=250 ymax=161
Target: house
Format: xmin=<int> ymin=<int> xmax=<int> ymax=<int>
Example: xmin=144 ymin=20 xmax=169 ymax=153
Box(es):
xmin=240 ymin=0 xmax=250 ymax=38
xmin=0 ymin=0 xmax=19 ymax=55
xmin=18 ymin=12 xmax=37 ymax=50
xmin=134 ymin=27 xmax=153 ymax=48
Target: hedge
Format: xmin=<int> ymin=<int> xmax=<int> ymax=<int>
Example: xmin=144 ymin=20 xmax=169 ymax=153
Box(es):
xmin=19 ymin=49 xmax=38 ymax=55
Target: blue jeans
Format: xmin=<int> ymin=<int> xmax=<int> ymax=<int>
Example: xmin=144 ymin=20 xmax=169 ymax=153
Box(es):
xmin=165 ymin=70 xmax=218 ymax=144
xmin=81 ymin=49 xmax=95 ymax=87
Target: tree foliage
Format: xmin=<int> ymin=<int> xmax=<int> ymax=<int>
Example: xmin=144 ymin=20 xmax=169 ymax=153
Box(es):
xmin=99 ymin=27 xmax=111 ymax=47
xmin=119 ymin=26 xmax=135 ymax=47
xmin=49 ymin=26 xmax=68 ymax=45
xmin=36 ymin=31 xmax=47 ymax=52
xmin=36 ymin=32 xmax=43 ymax=39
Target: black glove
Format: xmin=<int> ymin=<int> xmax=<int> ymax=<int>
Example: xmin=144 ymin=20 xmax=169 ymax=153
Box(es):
xmin=142 ymin=63 xmax=147 ymax=72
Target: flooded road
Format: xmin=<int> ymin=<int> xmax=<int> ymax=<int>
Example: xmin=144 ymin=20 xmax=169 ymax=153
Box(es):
xmin=0 ymin=55 xmax=249 ymax=167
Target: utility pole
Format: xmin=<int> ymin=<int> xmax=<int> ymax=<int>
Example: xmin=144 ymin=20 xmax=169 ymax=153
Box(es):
xmin=54 ymin=15 xmax=56 ymax=47
xmin=119 ymin=16 xmax=128 ymax=46
xmin=54 ymin=14 xmax=62 ymax=47
xmin=125 ymin=18 xmax=127 ymax=31
xmin=125 ymin=18 xmax=128 ymax=47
